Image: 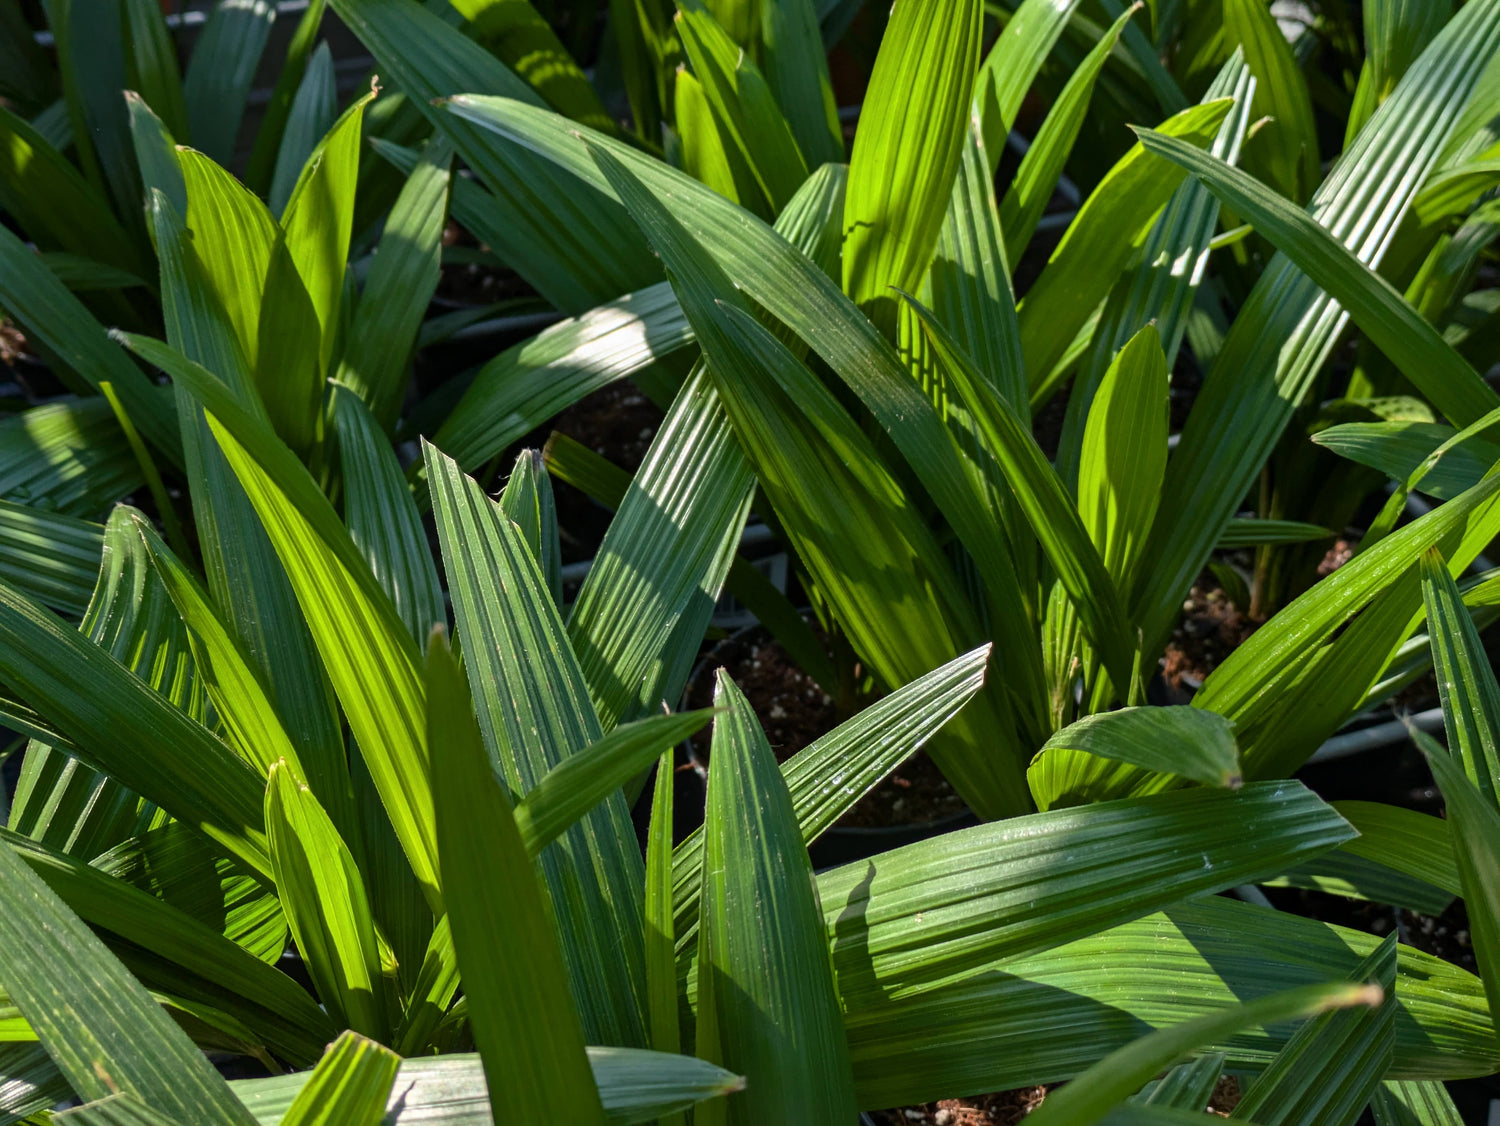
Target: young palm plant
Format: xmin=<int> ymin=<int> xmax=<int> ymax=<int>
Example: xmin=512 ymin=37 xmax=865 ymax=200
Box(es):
xmin=325 ymin=0 xmax=1500 ymax=824
xmin=1 ymin=0 xmax=1499 ymax=1121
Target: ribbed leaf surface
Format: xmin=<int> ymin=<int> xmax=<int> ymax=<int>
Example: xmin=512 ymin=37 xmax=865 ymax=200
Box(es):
xmin=697 ymin=673 xmax=857 ymax=1124
xmin=843 ymin=898 xmax=1491 ymax=1107
xmin=0 ymin=833 xmax=256 ymax=1124
xmin=427 ymin=632 xmax=606 ymax=1125
xmin=425 ymin=442 xmax=648 ymax=1046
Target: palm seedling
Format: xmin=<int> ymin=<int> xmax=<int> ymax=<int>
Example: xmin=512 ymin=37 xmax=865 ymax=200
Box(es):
xmin=1 ymin=0 xmax=1499 ymax=1120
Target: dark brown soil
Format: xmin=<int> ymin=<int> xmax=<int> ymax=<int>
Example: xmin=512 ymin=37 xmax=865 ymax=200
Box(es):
xmin=686 ymin=628 xmax=837 ymax=763
xmin=685 ymin=627 xmax=969 ymax=829
xmin=1263 ymin=884 xmax=1476 ymax=974
xmin=866 ymin=1086 xmax=1047 ymax=1125
xmin=1161 ymin=578 xmax=1260 ymax=693
xmin=434 ymin=220 xmax=535 ymax=307
xmin=546 ymin=381 xmax=665 ymax=563
xmin=0 ymin=318 xmax=26 ymax=366
xmin=1316 ymin=537 xmax=1356 ymax=577
xmin=551 ymin=380 xmax=662 ymax=477
xmin=1210 ymin=1075 xmax=1242 ymax=1115
xmin=866 ymin=1076 xmax=1238 ymax=1124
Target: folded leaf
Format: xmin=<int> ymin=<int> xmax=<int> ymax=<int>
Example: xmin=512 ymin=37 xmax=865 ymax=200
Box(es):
xmin=1136 ymin=126 xmax=1498 ymax=426
xmin=906 ymin=295 xmax=1136 ymax=691
xmin=999 ymin=6 xmax=1131 ymax=262
xmin=843 ymin=0 xmax=981 ymax=328
xmin=1130 ymin=1053 xmax=1224 ymax=1110
xmin=676 ymin=0 xmax=808 ymax=216
xmin=332 ymin=384 xmax=445 ymax=644
xmin=278 ymin=90 xmax=373 ymax=378
xmin=279 ymin=1031 xmax=399 ymax=1126
xmin=1030 ymin=706 xmax=1241 ymax=810
xmin=181 ymin=0 xmax=276 ymax=163
xmin=428 ymin=630 xmax=606 ymax=1124
xmin=266 ymin=763 xmax=387 ymax=1040
xmin=697 ymin=673 xmax=857 ymax=1124
xmin=1371 ymin=1079 xmax=1465 ymax=1126
xmin=566 ymin=364 xmax=752 ymax=730
xmin=335 ymin=137 xmax=452 ymax=430
xmin=425 ymin=442 xmax=648 ymax=1046
xmin=1420 ymin=548 xmax=1500 ymax=801
xmin=1419 ymin=724 xmax=1500 ymax=1028
xmin=1024 ymin=981 xmax=1380 ymax=1126
xmin=0 ymin=830 xmax=256 ymax=1124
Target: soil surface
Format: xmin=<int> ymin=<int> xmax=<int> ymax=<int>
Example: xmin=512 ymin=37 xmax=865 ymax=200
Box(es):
xmin=0 ymin=319 xmax=25 ymax=366
xmin=434 ymin=220 xmax=534 ymax=306
xmin=544 ymin=381 xmax=666 ymax=564
xmin=1161 ymin=577 xmax=1260 ymax=694
xmin=866 ymin=1087 xmax=1047 ymax=1125
xmin=866 ymin=1075 xmax=1242 ymax=1123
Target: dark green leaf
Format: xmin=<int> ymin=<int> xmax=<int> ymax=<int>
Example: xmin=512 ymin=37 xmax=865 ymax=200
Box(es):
xmin=0 ymin=829 xmax=256 ymax=1124
xmin=332 ymin=384 xmax=445 ymax=644
xmin=1419 ymin=725 xmax=1500 ymax=1027
xmin=425 ymin=442 xmax=648 ymax=1045
xmin=336 ymin=137 xmax=452 ymax=431
xmin=1023 ymin=982 xmax=1380 ymax=1126
xmin=697 ymin=673 xmax=857 ymax=1124
xmin=1230 ymin=936 xmax=1396 ymax=1125
xmin=514 ymin=711 xmax=712 ymax=856
xmin=1421 ymin=547 xmax=1500 ymax=802
xmin=267 ymin=42 xmax=337 ymax=219
xmin=182 ymin=0 xmax=276 ymax=163
xmin=427 ymin=630 xmax=606 ymax=1124
xmin=0 ymin=579 xmax=270 ymax=878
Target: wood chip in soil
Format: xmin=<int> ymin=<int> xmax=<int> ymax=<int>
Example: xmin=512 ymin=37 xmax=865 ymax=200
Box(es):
xmin=866 ymin=1086 xmax=1047 ymax=1125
